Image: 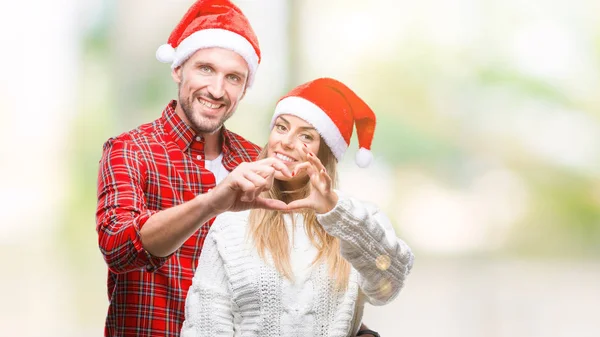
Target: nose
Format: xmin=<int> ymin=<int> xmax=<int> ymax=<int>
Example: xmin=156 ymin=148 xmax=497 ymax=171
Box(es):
xmin=282 ymin=132 xmax=295 ymax=149
xmin=207 ymin=76 xmax=225 ymax=99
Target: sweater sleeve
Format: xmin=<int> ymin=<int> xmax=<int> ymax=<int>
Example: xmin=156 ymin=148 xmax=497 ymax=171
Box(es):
xmin=316 ymin=195 xmax=414 ymax=306
xmin=181 ymin=228 xmax=234 ymax=337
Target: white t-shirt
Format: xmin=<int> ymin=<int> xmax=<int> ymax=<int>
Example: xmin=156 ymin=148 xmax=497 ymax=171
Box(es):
xmin=204 ymin=153 xmax=229 ymax=184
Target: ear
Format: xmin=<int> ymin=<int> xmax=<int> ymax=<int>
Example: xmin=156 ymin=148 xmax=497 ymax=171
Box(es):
xmin=171 ymin=66 xmax=182 ymax=84
xmin=240 ymin=85 xmax=248 ymax=100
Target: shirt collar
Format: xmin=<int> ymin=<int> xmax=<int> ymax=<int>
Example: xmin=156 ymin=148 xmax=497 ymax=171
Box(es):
xmin=162 ymin=100 xmax=196 ymax=152
xmin=161 ymin=100 xmax=234 ymax=154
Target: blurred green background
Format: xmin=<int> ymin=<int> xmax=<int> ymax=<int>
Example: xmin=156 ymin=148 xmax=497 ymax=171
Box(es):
xmin=1 ymin=0 xmax=599 ymax=336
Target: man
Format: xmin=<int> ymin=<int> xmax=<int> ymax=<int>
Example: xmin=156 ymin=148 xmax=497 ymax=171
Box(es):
xmin=96 ymin=1 xmax=381 ymax=336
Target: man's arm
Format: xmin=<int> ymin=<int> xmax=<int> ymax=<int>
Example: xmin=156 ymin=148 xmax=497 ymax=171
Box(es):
xmin=96 ymin=139 xmax=167 ymax=273
xmin=138 ymin=192 xmax=221 ymax=258
xmin=97 ymin=137 xmax=292 ymax=266
xmin=140 ymin=159 xmax=292 ymax=256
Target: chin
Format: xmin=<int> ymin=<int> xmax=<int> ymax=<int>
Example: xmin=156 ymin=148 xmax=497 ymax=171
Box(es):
xmin=189 ymin=114 xmax=224 ymax=134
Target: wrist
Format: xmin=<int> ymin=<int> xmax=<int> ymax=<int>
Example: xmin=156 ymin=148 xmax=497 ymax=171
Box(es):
xmin=318 ymin=191 xmax=339 ymax=214
xmin=193 ymin=190 xmax=219 ymax=219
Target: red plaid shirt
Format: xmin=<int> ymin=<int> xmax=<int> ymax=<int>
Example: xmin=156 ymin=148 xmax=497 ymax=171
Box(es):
xmin=96 ymin=100 xmax=261 ymax=337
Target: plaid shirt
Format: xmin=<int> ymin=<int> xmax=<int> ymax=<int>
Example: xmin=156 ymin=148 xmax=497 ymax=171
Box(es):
xmin=96 ymin=100 xmax=261 ymax=337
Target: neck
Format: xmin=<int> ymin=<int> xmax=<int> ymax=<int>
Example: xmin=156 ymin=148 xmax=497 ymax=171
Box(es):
xmin=278 ymin=179 xmax=309 ymax=202
xmin=202 ymin=130 xmax=223 ymax=160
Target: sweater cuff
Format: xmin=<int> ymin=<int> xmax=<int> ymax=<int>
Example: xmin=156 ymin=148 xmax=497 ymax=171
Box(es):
xmin=315 ymin=195 xmax=354 ymax=231
xmin=315 ymin=194 xmax=391 ymax=265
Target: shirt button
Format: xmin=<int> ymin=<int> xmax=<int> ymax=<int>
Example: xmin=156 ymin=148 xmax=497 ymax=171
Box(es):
xmin=196 ymin=155 xmax=202 ymax=160
xmin=195 ymin=136 xmax=202 ymax=142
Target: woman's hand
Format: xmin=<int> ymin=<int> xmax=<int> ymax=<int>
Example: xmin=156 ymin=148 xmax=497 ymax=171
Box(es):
xmin=286 ymin=144 xmax=338 ymax=214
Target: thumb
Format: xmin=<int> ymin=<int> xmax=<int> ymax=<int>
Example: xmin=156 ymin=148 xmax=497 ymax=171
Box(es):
xmin=252 ymin=197 xmax=289 ymax=211
xmin=286 ymin=198 xmax=313 ymax=211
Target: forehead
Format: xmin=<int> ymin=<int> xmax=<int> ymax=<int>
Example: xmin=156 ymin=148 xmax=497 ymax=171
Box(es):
xmin=277 ymin=114 xmax=315 ymax=129
xmin=186 ymin=47 xmax=249 ymax=74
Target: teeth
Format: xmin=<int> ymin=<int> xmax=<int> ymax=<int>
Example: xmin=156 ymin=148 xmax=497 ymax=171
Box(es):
xmin=276 ymin=153 xmax=295 ymax=162
xmin=198 ymin=98 xmax=221 ymax=109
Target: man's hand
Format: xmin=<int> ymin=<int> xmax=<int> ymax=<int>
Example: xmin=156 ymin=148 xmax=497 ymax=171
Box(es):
xmin=206 ymin=157 xmax=292 ymax=214
xmin=139 ymin=157 xmax=292 ymax=258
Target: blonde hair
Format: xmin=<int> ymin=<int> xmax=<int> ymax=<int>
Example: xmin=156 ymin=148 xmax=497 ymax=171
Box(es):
xmin=247 ymin=143 xmax=351 ymax=290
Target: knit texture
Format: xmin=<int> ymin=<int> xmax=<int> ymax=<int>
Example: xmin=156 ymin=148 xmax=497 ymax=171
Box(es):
xmin=181 ymin=194 xmax=414 ymax=337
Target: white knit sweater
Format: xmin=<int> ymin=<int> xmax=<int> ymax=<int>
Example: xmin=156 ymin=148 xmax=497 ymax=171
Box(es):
xmin=181 ymin=195 xmax=414 ymax=337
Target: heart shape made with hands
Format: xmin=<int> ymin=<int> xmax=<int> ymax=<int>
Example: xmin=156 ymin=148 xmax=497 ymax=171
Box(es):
xmin=282 ymin=144 xmax=338 ymax=214
xmin=217 ymin=145 xmax=338 ymax=215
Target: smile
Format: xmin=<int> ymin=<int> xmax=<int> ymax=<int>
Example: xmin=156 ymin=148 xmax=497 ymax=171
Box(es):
xmin=198 ymin=98 xmax=223 ymax=109
xmin=275 ymin=152 xmax=297 ymax=162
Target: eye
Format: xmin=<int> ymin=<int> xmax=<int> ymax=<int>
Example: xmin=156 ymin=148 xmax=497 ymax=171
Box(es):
xmin=300 ymin=133 xmax=314 ymax=141
xmin=275 ymin=124 xmax=287 ymax=132
xmin=226 ymin=74 xmax=242 ymax=83
xmin=199 ymin=65 xmax=213 ymax=73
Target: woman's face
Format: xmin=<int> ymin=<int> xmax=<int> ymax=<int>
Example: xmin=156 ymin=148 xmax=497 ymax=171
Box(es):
xmin=267 ymin=114 xmax=321 ymax=187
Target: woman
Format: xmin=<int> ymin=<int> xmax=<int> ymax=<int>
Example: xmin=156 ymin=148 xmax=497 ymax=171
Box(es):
xmin=181 ymin=78 xmax=414 ymax=337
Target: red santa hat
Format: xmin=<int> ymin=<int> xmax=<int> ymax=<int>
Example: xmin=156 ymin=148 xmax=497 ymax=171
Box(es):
xmin=271 ymin=78 xmax=377 ymax=168
xmin=156 ymin=0 xmax=261 ymax=87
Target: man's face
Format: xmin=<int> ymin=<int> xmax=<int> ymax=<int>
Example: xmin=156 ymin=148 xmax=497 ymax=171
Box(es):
xmin=172 ymin=47 xmax=249 ymax=135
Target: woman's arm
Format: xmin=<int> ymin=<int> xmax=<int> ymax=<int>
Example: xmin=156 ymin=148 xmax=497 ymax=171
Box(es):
xmin=181 ymin=229 xmax=234 ymax=337
xmin=287 ymin=145 xmax=413 ymax=305
xmin=316 ymin=195 xmax=414 ymax=305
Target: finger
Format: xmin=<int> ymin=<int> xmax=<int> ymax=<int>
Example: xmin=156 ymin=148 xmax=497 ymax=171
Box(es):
xmin=299 ymin=145 xmax=321 ymax=175
xmin=299 ymin=143 xmax=310 ymax=161
xmin=292 ymin=162 xmax=311 ymax=176
xmin=254 ymin=157 xmax=293 ymax=178
xmin=242 ymin=170 xmax=268 ymax=188
xmin=294 ymin=163 xmax=319 ymax=184
xmin=318 ymin=168 xmax=333 ymax=193
xmin=263 ymin=157 xmax=293 ymax=175
xmin=243 ymin=170 xmax=271 ymax=200
xmin=298 ymin=149 xmax=324 ymax=184
xmin=252 ymin=197 xmax=289 ymax=211
xmin=236 ymin=159 xmax=274 ymax=179
xmin=234 ymin=176 xmax=260 ymax=202
xmin=286 ymin=198 xmax=313 ymax=211
xmin=301 ymin=144 xmax=326 ymax=173
xmin=234 ymin=158 xmax=281 ymax=178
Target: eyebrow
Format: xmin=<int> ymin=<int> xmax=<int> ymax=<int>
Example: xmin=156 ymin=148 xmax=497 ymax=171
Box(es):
xmin=278 ymin=116 xmax=317 ymax=132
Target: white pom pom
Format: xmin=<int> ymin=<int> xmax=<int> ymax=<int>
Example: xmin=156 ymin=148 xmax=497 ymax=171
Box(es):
xmin=156 ymin=44 xmax=175 ymax=63
xmin=355 ymin=147 xmax=373 ymax=168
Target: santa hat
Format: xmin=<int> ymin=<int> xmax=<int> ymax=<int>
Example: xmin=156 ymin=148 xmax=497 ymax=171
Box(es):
xmin=271 ymin=78 xmax=376 ymax=168
xmin=156 ymin=0 xmax=261 ymax=87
